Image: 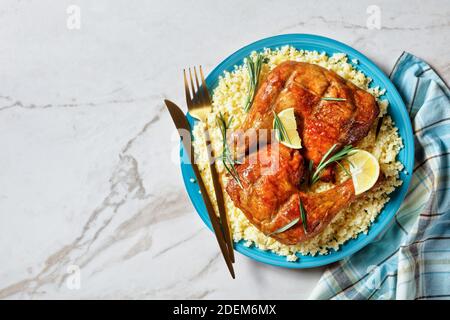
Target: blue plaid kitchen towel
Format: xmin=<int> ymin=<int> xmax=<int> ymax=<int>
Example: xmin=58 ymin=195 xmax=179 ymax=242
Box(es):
xmin=309 ymin=52 xmax=450 ymax=300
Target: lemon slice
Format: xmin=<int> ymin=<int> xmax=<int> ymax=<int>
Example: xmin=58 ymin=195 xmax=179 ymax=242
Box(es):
xmin=273 ymin=108 xmax=302 ymax=149
xmin=347 ymin=150 xmax=380 ymax=195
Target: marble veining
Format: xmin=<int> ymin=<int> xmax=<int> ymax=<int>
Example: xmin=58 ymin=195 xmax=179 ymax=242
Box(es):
xmin=0 ymin=0 xmax=448 ymax=299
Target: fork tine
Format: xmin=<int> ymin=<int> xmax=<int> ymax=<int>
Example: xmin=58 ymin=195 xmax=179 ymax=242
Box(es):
xmin=194 ymin=66 xmax=207 ymax=106
xmin=199 ymin=66 xmax=212 ymax=105
xmin=193 ymin=66 xmax=202 ymax=101
xmin=188 ymin=68 xmax=197 ymax=104
xmin=183 ymin=69 xmax=192 ymax=108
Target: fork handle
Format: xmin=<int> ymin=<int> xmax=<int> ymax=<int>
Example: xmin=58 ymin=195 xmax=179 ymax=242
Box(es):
xmin=202 ymin=125 xmax=236 ymax=263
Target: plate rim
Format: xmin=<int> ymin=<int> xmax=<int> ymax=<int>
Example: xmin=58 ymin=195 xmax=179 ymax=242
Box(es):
xmin=180 ymin=33 xmax=414 ymax=269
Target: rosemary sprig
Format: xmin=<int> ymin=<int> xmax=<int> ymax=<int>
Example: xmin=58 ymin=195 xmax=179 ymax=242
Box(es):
xmin=322 ymin=97 xmax=347 ymax=102
xmin=299 ymin=198 xmax=308 ymax=234
xmin=269 ymin=217 xmax=300 ymax=236
xmin=335 ymin=160 xmax=351 ymax=177
xmin=307 ymin=159 xmax=314 ymax=185
xmin=243 ymin=53 xmax=265 ymax=112
xmin=344 ymin=158 xmax=355 ymax=168
xmin=269 ymin=198 xmax=307 ymax=236
xmin=272 ymin=111 xmax=292 ymax=144
xmin=308 ymin=159 xmax=314 ymax=172
xmin=216 ymin=112 xmax=243 ymax=189
xmin=310 ymin=144 xmax=357 ymax=185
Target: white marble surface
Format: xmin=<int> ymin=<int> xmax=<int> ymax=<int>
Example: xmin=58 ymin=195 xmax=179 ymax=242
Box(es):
xmin=0 ymin=0 xmax=448 ymax=299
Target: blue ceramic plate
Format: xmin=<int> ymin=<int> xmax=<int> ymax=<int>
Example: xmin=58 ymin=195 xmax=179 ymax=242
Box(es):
xmin=180 ymin=34 xmax=414 ymax=268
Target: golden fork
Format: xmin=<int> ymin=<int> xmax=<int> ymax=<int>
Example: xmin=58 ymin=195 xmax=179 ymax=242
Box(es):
xmin=183 ymin=66 xmax=236 ymax=264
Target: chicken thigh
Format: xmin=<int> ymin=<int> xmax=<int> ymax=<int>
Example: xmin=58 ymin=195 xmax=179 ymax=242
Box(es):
xmin=226 ymin=143 xmax=359 ymax=245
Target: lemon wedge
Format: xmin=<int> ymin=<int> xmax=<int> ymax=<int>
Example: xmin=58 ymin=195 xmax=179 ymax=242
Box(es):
xmin=347 ymin=150 xmax=380 ymax=195
xmin=273 ymin=108 xmax=302 ymax=149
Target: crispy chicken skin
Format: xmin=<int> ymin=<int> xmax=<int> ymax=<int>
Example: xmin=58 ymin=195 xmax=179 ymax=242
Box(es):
xmin=226 ymin=143 xmax=303 ymax=227
xmin=226 ymin=144 xmax=358 ymax=245
xmin=231 ymin=61 xmax=379 ymax=181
